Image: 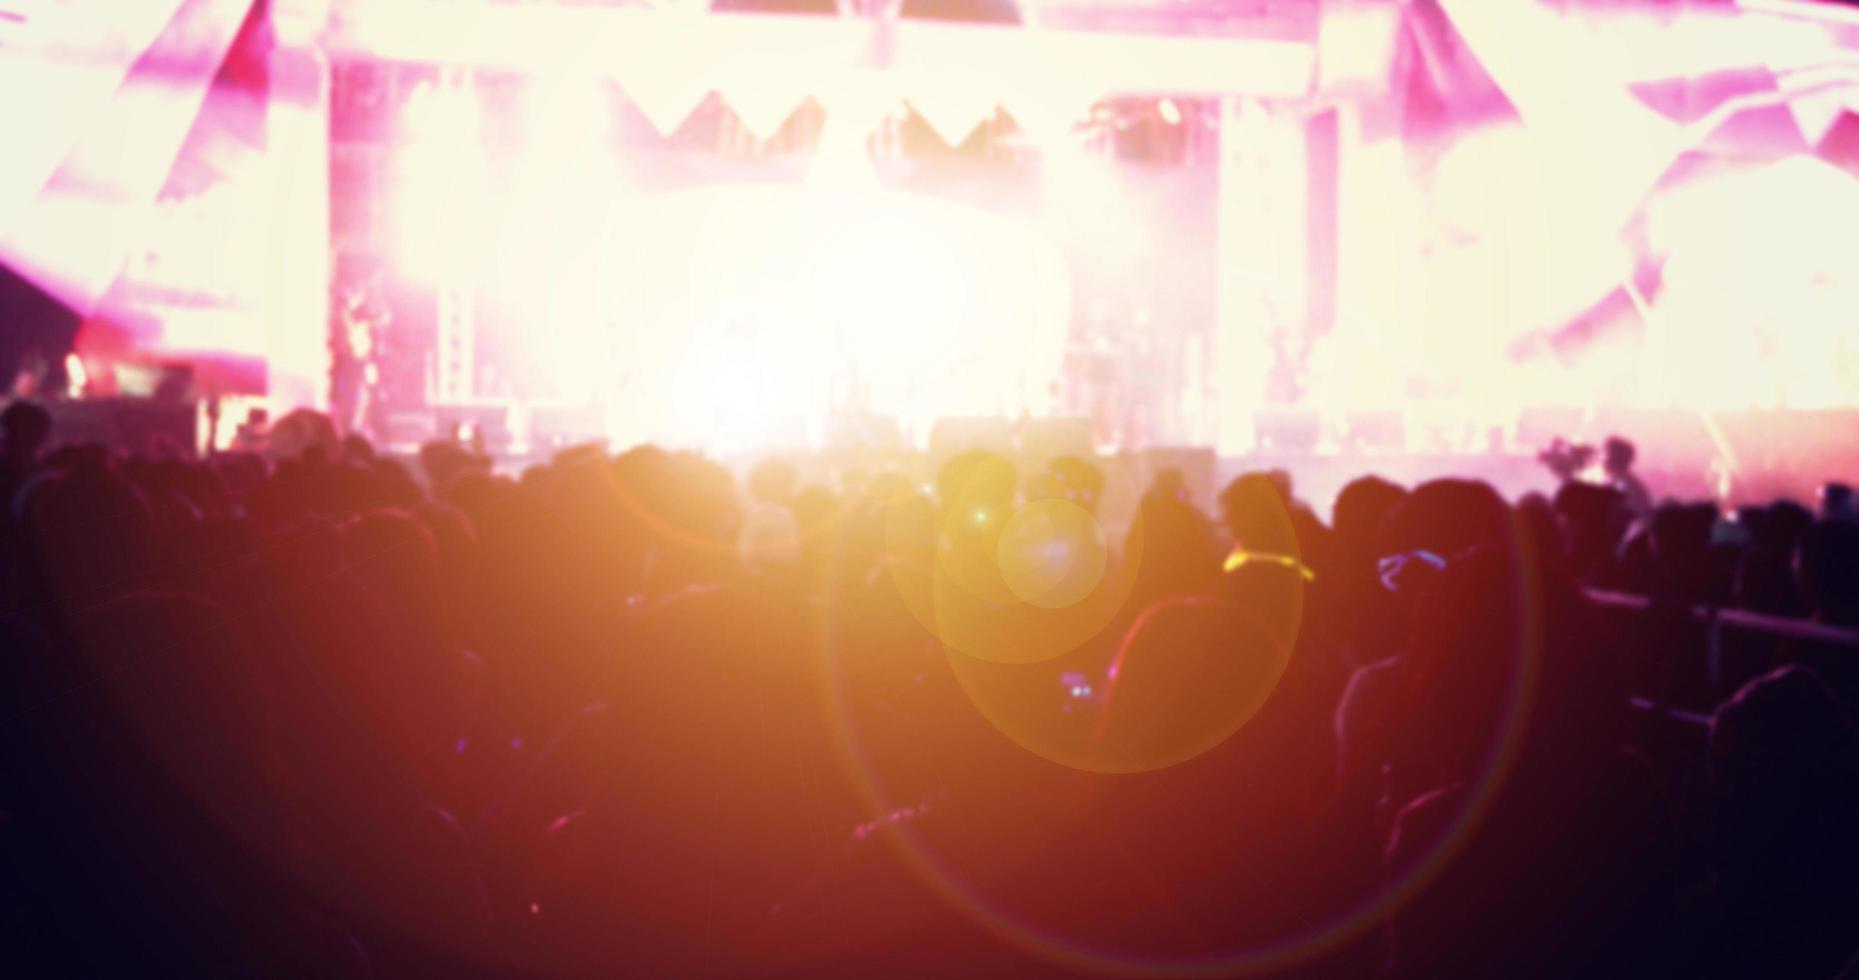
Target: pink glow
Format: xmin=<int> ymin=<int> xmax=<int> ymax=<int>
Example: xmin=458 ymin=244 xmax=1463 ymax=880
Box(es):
xmin=1 ymin=0 xmax=251 ymax=317
xmin=0 ymin=1 xmax=187 ymax=239
xmin=1 ymin=0 xmax=1852 ymax=436
xmin=586 ymin=184 xmax=1070 ymax=453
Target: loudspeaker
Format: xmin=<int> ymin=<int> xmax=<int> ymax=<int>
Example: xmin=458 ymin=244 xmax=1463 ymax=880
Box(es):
xmin=530 ymin=404 xmax=607 ymax=453
xmin=1019 ymin=417 xmax=1093 ymax=462
xmin=1253 ymin=409 xmax=1321 ymax=453
xmin=1141 ymin=446 xmax=1218 ymax=510
xmin=433 ymin=404 xmax=512 ymax=454
xmin=38 ymin=398 xmax=200 ymax=456
xmin=384 ymin=411 xmax=438 ymax=451
xmin=1342 ymin=410 xmax=1404 ymax=452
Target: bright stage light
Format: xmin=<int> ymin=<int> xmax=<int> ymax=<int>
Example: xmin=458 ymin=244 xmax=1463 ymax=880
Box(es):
xmin=595 ymin=184 xmax=1072 ymax=454
xmin=1644 ymin=154 xmax=1859 ymax=410
xmin=1427 ymin=124 xmax=1634 ymax=338
xmin=393 ymin=78 xmax=490 ymax=284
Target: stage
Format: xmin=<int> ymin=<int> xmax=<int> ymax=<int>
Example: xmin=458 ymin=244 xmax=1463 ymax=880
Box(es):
xmin=5 ymin=0 xmax=1856 ymax=501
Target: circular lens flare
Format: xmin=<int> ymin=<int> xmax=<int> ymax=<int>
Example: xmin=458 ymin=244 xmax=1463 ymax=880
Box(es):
xmin=997 ymin=499 xmax=1109 ymax=610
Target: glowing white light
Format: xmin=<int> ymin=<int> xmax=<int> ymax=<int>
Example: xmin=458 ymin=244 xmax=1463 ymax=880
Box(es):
xmin=1421 ymin=124 xmax=1634 ymax=419
xmin=395 ymin=78 xmax=490 ymax=283
xmin=598 ymin=184 xmax=1071 ymax=454
xmin=63 ymin=353 xmax=87 ymax=397
xmin=1645 ymin=155 xmax=1859 ymax=409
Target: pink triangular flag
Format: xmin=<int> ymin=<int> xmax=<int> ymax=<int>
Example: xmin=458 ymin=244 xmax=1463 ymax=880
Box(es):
xmin=1791 ymin=88 xmax=1852 ymax=148
xmin=907 ymin=93 xmax=1000 ymax=148
xmin=623 ymin=69 xmax=712 ymax=138
xmin=724 ymin=85 xmax=811 ymax=142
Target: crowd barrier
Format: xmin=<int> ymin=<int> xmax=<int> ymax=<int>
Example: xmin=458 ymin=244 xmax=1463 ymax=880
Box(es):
xmin=1587 ymin=589 xmax=1859 ymax=721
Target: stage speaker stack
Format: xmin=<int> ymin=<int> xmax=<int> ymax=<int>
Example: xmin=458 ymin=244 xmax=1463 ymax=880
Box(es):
xmin=530 ymin=404 xmax=608 ymax=453
xmin=1342 ymin=410 xmax=1404 ymax=452
xmin=1018 ymin=417 xmax=1093 ymax=463
xmin=33 ymin=398 xmax=201 ymax=456
xmin=433 ymin=404 xmax=514 ymax=455
xmin=384 ymin=411 xmax=439 ymax=452
xmin=1141 ymin=446 xmax=1218 ymax=510
xmin=1252 ymin=409 xmax=1321 ymax=453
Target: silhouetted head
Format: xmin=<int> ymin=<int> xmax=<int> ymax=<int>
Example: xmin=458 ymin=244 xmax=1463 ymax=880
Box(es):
xmin=1756 ymin=498 xmax=1814 ymax=553
xmin=1821 ymin=481 xmax=1854 ymax=522
xmin=1796 ymin=518 xmax=1859 ymax=625
xmin=1265 ymin=468 xmax=1294 ymax=501
xmin=1332 ymin=475 xmax=1406 ymax=558
xmin=419 ymin=440 xmax=492 ymax=496
xmin=1602 ymin=436 xmax=1635 ymax=478
xmin=615 ymin=451 xmax=742 ymax=590
xmin=1553 ymin=480 xmax=1621 ymax=531
xmin=340 ymin=508 xmax=443 ymax=615
xmin=1514 ymin=492 xmax=1565 ymax=576
xmin=1219 ymin=472 xmax=1295 ymax=555
xmin=268 ymin=409 xmax=341 ymax=461
xmin=341 ymin=433 xmax=376 ymax=463
xmin=1220 ymin=557 xmax=1306 ymax=652
xmin=1 ymin=399 xmax=52 ymax=462
xmin=1379 ymin=478 xmax=1512 ymax=560
xmin=1650 ymin=502 xmax=1718 ymax=566
xmin=1711 ymin=665 xmax=1859 ymax=804
xmin=19 ymin=461 xmax=158 ymax=613
xmin=1050 ymin=455 xmax=1105 ymax=513
xmin=1151 ymin=467 xmax=1189 ymax=503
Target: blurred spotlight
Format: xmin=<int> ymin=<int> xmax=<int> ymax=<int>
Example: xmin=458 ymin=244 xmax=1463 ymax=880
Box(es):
xmin=63 ymin=352 xmax=87 ymax=398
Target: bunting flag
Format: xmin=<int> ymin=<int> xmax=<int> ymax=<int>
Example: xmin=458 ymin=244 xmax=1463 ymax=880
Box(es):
xmin=615 ymin=40 xmax=715 ymax=138
xmin=905 ymin=89 xmax=1003 ymax=147
xmin=626 ymin=76 xmax=713 ymax=139
xmin=1791 ymin=87 xmax=1853 ymax=148
xmin=322 ymin=1 xmax=1318 ymax=150
xmin=611 ymin=56 xmax=1111 ymax=158
xmin=724 ymin=82 xmax=815 ymax=142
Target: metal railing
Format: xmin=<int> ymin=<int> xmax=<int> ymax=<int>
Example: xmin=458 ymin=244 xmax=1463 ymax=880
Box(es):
xmin=1591 ymin=588 xmax=1859 ymax=728
xmin=1586 ymin=589 xmax=1859 ymax=649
